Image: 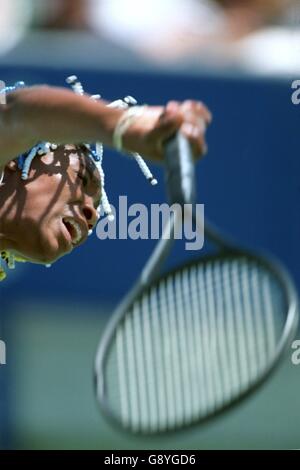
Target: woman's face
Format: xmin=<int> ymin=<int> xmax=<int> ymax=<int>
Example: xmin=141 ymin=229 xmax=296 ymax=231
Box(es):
xmin=7 ymin=145 xmax=101 ymax=264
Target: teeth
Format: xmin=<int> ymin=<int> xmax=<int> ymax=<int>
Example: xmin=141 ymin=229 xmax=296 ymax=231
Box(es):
xmin=63 ymin=218 xmax=83 ymax=244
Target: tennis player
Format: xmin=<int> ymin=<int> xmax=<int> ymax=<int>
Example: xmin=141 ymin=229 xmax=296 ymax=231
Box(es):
xmin=0 ymin=81 xmax=211 ymax=280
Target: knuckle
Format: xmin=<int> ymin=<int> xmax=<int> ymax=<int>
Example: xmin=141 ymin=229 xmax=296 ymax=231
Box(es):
xmin=196 ymin=101 xmax=205 ymax=109
xmin=183 ymin=99 xmax=195 ymax=108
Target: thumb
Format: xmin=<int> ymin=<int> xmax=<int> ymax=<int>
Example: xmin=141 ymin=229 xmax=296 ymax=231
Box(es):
xmin=152 ymin=106 xmax=184 ymax=145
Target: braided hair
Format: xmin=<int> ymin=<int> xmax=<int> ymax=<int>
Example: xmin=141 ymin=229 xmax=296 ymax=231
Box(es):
xmin=0 ymin=75 xmax=157 ymax=281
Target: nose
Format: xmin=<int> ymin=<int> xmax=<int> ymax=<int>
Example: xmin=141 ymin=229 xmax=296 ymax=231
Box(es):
xmin=82 ymin=202 xmax=98 ymax=230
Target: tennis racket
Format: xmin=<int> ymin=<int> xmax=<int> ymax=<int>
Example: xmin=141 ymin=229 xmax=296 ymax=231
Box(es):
xmin=94 ymin=133 xmax=299 ymax=434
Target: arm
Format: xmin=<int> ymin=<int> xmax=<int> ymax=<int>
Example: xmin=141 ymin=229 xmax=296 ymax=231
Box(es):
xmin=0 ymin=85 xmax=211 ymax=166
xmin=0 ymin=86 xmax=124 ymax=165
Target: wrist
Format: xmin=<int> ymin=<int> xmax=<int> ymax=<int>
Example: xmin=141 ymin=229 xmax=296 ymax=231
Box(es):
xmin=112 ymin=106 xmax=147 ymax=152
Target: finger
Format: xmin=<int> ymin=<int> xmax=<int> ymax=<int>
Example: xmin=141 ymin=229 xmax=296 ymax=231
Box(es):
xmin=181 ymin=100 xmax=212 ymax=125
xmin=157 ymin=101 xmax=181 ymax=125
xmin=165 ymin=100 xmax=181 ymax=113
xmin=196 ymin=102 xmax=212 ymax=124
xmin=153 ymin=107 xmax=184 ymax=143
xmin=180 ymin=122 xmax=208 ymax=159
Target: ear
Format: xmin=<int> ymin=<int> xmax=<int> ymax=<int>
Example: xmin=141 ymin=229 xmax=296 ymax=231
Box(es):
xmin=5 ymin=160 xmax=19 ymax=172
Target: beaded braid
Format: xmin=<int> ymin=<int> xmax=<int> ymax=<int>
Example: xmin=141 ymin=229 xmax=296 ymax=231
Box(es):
xmin=0 ymin=75 xmax=157 ymax=281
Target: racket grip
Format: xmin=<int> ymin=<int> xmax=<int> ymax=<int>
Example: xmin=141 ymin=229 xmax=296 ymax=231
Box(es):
xmin=164 ymin=132 xmax=196 ymax=205
xmin=0 ymin=81 xmax=6 ymax=105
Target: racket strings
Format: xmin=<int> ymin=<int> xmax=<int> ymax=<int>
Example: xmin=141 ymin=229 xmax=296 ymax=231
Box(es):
xmin=106 ymin=257 xmax=285 ymax=433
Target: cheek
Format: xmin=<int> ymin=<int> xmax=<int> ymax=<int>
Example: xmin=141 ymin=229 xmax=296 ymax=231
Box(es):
xmin=25 ymin=176 xmax=73 ymax=214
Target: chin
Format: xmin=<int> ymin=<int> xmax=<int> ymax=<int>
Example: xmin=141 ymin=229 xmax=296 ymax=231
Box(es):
xmin=35 ymin=243 xmax=73 ymax=265
xmin=19 ymin=229 xmax=73 ymax=265
xmin=15 ymin=249 xmax=69 ymax=266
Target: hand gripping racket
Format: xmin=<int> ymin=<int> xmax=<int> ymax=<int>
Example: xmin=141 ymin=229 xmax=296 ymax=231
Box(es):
xmin=94 ymin=133 xmax=299 ymax=434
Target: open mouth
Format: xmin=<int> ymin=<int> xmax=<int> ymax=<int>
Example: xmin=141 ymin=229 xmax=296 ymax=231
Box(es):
xmin=62 ymin=217 xmax=84 ymax=245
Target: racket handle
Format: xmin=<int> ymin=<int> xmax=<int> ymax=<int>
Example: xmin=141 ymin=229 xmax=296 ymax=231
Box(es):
xmin=0 ymin=81 xmax=6 ymax=105
xmin=164 ymin=133 xmax=196 ymax=205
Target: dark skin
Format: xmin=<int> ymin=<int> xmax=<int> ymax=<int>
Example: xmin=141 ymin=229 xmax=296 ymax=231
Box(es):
xmin=0 ymin=86 xmax=212 ymax=265
xmin=0 ymin=145 xmax=101 ymax=264
xmin=0 ymin=87 xmax=211 ymax=165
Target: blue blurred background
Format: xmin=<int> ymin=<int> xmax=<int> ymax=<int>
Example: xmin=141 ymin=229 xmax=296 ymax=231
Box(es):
xmin=0 ymin=0 xmax=300 ymax=450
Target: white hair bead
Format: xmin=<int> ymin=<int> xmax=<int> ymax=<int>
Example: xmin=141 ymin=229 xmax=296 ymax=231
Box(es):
xmin=124 ymin=96 xmax=137 ymax=106
xmin=66 ymin=75 xmax=78 ymax=84
xmin=133 ymin=153 xmax=158 ymax=186
xmin=107 ymin=99 xmax=129 ymax=109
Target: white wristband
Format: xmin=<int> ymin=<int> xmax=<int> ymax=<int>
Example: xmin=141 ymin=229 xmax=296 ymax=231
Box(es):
xmin=112 ymin=105 xmax=147 ymax=152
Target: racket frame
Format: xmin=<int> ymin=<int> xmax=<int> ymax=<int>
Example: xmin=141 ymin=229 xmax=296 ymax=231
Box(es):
xmin=95 ymin=217 xmax=299 ymax=435
xmin=94 ymin=134 xmax=299 ymax=435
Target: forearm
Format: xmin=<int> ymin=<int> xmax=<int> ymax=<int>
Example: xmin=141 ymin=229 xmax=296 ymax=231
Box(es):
xmin=0 ymin=85 xmax=211 ymax=167
xmin=0 ymin=85 xmax=124 ymax=166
